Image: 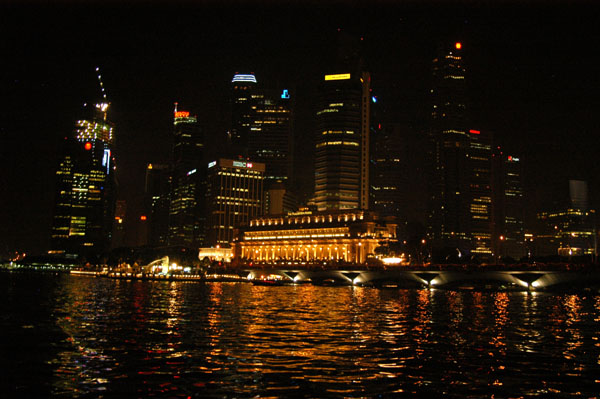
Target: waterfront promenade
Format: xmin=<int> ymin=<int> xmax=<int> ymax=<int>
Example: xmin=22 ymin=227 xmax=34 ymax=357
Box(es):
xmin=4 ymin=261 xmax=600 ymax=291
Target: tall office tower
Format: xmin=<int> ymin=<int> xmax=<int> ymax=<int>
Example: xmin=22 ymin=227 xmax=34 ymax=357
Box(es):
xmin=167 ymin=104 xmax=206 ymax=248
xmin=50 ymin=99 xmax=116 ymax=257
xmin=492 ymin=151 xmax=525 ymax=260
xmin=313 ymin=71 xmax=370 ymax=210
xmin=370 ymin=123 xmax=403 ymax=217
xmin=427 ymin=41 xmax=479 ymax=257
xmin=230 ymin=73 xmax=258 ymax=157
xmin=248 ymin=88 xmax=293 ymax=183
xmin=205 ymin=159 xmax=265 ymax=246
xmin=145 ymin=163 xmax=170 ymax=247
xmin=468 ymin=129 xmax=493 ymax=256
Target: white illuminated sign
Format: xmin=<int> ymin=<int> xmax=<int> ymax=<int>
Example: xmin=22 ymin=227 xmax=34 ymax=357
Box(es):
xmin=208 ymin=161 xmax=216 ymax=168
xmin=232 ymin=74 xmax=257 ymax=83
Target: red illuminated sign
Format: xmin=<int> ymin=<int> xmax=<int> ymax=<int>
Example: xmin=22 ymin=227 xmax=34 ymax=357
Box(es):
xmin=140 ymin=215 xmax=147 ymax=221
xmin=469 ymin=129 xmax=480 ymax=135
xmin=84 ymin=142 xmax=92 ymax=150
xmin=174 ymin=111 xmax=190 ymax=118
xmin=455 ymin=42 xmax=462 ymax=49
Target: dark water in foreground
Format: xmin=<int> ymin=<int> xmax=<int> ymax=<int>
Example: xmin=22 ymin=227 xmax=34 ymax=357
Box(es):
xmin=1 ymin=272 xmax=600 ymax=398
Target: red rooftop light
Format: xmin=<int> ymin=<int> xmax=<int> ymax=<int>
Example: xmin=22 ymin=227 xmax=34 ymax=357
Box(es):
xmin=455 ymin=42 xmax=462 ymax=49
xmin=84 ymin=142 xmax=92 ymax=150
xmin=469 ymin=129 xmax=480 ymax=135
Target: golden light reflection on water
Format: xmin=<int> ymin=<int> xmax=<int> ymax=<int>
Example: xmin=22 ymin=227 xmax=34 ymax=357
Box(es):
xmin=39 ymin=276 xmax=600 ymax=397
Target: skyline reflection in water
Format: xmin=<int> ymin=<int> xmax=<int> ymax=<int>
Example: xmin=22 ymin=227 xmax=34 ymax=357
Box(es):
xmin=1 ymin=273 xmax=600 ymax=397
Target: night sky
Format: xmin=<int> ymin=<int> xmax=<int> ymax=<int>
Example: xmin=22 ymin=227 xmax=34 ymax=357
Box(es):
xmin=2 ymin=1 xmax=599 ymax=256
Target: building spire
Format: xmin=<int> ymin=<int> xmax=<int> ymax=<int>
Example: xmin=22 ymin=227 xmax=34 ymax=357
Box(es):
xmin=95 ymin=66 xmax=109 ymax=120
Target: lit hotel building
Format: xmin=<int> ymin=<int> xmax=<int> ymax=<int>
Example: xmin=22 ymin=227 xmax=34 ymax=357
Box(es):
xmin=232 ymin=209 xmax=397 ymax=263
xmin=205 ymin=159 xmax=265 ymax=247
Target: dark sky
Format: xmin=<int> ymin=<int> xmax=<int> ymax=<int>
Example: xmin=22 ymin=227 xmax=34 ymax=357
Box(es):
xmin=1 ymin=1 xmax=599 ymax=256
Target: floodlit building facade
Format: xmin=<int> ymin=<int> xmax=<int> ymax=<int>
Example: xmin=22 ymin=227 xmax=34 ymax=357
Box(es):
xmin=233 ymin=209 xmax=397 ymax=263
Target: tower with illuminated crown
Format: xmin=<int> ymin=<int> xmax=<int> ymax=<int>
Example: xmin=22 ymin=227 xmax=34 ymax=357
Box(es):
xmin=167 ymin=103 xmax=206 ymax=248
xmin=50 ymin=68 xmax=116 ymax=257
xmin=313 ymin=32 xmax=370 ymax=211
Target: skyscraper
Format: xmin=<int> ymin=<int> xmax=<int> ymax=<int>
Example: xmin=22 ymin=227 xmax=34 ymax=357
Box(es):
xmin=205 ymin=159 xmax=265 ymax=246
xmin=427 ymin=42 xmax=470 ymax=254
xmin=468 ymin=129 xmax=493 ymax=256
xmin=427 ymin=42 xmax=493 ymax=259
xmin=492 ymin=151 xmax=525 ymax=260
xmin=50 ymin=98 xmax=116 ymax=257
xmin=313 ymin=72 xmax=371 ymax=210
xmin=145 ymin=163 xmax=170 ymax=247
xmin=230 ymin=73 xmax=258 ymax=157
xmin=247 ymin=87 xmax=293 ymax=183
xmin=167 ymin=104 xmax=206 ymax=248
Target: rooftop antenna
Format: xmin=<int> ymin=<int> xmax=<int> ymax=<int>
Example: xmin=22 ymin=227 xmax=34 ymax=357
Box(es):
xmin=95 ymin=66 xmax=108 ymax=101
xmin=174 ymin=102 xmax=178 ymax=113
xmin=95 ymin=66 xmax=109 ymax=120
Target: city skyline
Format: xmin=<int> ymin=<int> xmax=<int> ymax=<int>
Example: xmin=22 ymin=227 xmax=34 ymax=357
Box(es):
xmin=2 ymin=2 xmax=599 ymax=255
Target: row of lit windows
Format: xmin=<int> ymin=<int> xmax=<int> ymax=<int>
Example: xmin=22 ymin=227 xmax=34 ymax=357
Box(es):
xmin=316 ymin=108 xmax=339 ymax=115
xmin=245 ymin=232 xmax=348 ymax=240
xmin=316 ymin=141 xmax=359 ymax=148
xmin=322 ymin=130 xmax=355 ymax=135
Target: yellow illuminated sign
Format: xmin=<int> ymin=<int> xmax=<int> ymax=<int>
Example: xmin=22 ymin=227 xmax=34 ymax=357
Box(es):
xmin=324 ymin=73 xmax=351 ymax=81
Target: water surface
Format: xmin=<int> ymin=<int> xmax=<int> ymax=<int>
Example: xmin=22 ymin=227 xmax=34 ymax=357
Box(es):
xmin=1 ymin=272 xmax=599 ymax=397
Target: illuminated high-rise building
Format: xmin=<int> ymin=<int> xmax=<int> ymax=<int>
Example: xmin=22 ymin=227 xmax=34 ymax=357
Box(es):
xmin=468 ymin=129 xmax=493 ymax=256
xmin=167 ymin=104 xmax=206 ymax=248
xmin=50 ymin=73 xmax=116 ymax=257
xmin=247 ymin=87 xmax=293 ymax=183
xmin=313 ymin=31 xmax=370 ymax=211
xmin=492 ymin=151 xmax=525 ymax=260
xmin=313 ymin=72 xmax=370 ymax=210
xmin=205 ymin=159 xmax=265 ymax=246
xmin=230 ymin=73 xmax=258 ymax=157
xmin=426 ymin=42 xmax=493 ymax=259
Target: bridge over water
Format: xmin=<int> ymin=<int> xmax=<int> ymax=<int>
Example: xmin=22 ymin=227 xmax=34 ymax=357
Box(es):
xmin=243 ymin=265 xmax=600 ymax=290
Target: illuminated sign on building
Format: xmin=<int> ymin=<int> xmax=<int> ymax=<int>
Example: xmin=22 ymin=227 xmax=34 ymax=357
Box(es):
xmin=324 ymin=73 xmax=351 ymax=81
xmin=84 ymin=142 xmax=92 ymax=150
xmin=455 ymin=42 xmax=462 ymax=49
xmin=371 ymin=96 xmax=377 ymax=103
xmin=508 ymin=156 xmax=520 ymax=162
xmin=232 ymin=74 xmax=257 ymax=83
xmin=469 ymin=129 xmax=481 ymax=135
xmin=281 ymin=89 xmax=290 ymax=99
xmin=102 ymin=149 xmax=111 ymax=173
xmin=187 ymin=168 xmax=197 ymax=176
xmin=174 ymin=111 xmax=190 ymax=118
xmin=208 ymin=161 xmax=216 ymax=168
xmin=232 ymin=161 xmax=254 ymax=169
